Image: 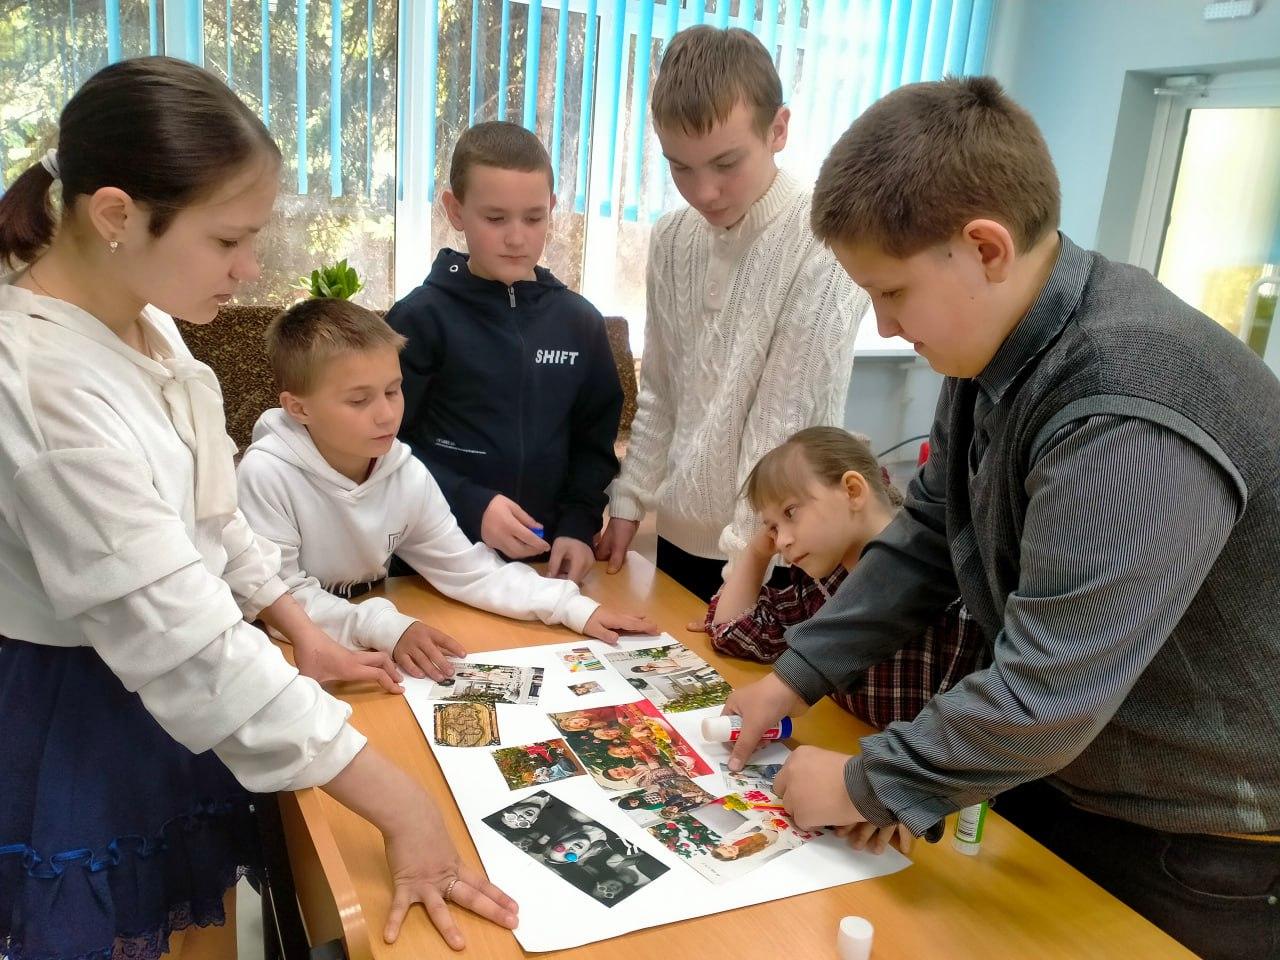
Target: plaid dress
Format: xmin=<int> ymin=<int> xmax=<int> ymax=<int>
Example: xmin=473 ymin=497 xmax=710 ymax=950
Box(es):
xmin=705 ymin=566 xmax=988 ymax=729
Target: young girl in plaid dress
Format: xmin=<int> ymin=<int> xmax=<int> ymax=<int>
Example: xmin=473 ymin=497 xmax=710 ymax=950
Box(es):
xmin=699 ymin=427 xmax=986 ymax=729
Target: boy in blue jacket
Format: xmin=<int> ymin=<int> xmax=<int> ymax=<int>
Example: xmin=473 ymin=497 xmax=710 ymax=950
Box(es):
xmin=387 ymin=122 xmax=623 ymax=583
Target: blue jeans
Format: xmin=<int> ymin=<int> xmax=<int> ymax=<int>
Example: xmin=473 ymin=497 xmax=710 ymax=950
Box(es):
xmin=998 ymin=779 xmax=1280 ymax=960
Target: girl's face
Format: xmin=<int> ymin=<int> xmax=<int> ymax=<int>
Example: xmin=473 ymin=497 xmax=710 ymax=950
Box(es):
xmin=594 ymin=878 xmax=625 ymax=899
xmin=501 ymin=803 xmax=542 ymax=830
xmin=116 ymin=155 xmax=279 ymax=324
xmin=560 ymin=716 xmax=592 ymax=731
xmin=548 ymin=835 xmax=592 ymax=863
xmin=758 ymin=460 xmax=870 ymax=579
xmin=593 ymin=726 xmax=622 ymax=741
xmin=711 ymin=842 xmax=740 ymax=860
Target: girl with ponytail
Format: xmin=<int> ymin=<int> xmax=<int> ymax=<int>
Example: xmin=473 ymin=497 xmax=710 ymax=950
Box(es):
xmin=0 ymin=57 xmax=516 ymax=959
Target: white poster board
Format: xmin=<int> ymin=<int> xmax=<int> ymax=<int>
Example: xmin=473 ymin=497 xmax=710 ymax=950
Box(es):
xmin=403 ymin=635 xmax=910 ymax=953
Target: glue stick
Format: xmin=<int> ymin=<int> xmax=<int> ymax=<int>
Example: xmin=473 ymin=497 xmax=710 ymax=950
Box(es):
xmin=701 ymin=714 xmax=792 ymax=743
xmin=952 ymin=801 xmax=988 ymax=855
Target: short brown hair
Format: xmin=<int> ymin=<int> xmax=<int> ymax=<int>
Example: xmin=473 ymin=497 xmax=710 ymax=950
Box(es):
xmin=265 ymin=298 xmax=406 ymax=395
xmin=745 ymin=427 xmax=903 ymax=512
xmin=448 ymin=121 xmax=554 ymax=200
xmin=651 ymin=26 xmax=783 ymax=137
xmin=811 ymin=76 xmax=1060 ymax=256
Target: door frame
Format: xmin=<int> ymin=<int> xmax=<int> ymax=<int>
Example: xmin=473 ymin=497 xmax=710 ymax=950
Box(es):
xmin=1129 ymin=68 xmax=1280 ymax=274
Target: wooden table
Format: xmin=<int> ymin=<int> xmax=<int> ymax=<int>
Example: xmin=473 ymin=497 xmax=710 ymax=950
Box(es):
xmin=279 ymin=555 xmax=1195 ymax=959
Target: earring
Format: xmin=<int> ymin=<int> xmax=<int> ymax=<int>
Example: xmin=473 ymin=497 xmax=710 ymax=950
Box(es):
xmin=108 ymin=240 xmax=119 ymax=253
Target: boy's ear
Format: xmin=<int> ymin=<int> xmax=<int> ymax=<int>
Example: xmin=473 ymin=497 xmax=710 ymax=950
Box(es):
xmin=441 ymin=189 xmax=466 ymax=231
xmin=959 ymin=219 xmax=1017 ymax=284
xmin=767 ymin=106 xmax=791 ymax=154
xmin=279 ymin=391 xmax=310 ymax=425
xmin=841 ymin=469 xmax=871 ymax=509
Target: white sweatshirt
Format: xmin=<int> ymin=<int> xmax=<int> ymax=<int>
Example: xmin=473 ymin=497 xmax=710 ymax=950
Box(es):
xmin=0 ymin=284 xmax=364 ymax=794
xmin=608 ymin=170 xmax=868 ymax=561
xmin=236 ymin=408 xmax=601 ymax=653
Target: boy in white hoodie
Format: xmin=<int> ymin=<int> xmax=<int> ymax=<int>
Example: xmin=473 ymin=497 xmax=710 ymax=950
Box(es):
xmin=237 ymin=298 xmax=654 ymax=681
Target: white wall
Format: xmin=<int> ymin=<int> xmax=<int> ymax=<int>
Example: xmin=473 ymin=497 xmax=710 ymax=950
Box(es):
xmin=986 ymin=0 xmax=1280 ymax=257
xmin=843 ymin=355 xmax=943 ymax=473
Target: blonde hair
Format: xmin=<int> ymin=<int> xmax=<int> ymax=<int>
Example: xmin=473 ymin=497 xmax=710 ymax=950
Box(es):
xmin=744 ymin=427 xmax=903 ymax=512
xmin=651 ymin=26 xmax=783 ymax=137
xmin=265 ymin=298 xmax=406 ymax=395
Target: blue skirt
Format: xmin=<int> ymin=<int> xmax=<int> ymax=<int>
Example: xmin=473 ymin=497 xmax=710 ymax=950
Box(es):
xmin=0 ymin=638 xmax=262 ymax=960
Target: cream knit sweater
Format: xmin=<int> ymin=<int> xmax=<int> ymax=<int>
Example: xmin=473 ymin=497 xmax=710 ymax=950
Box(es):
xmin=608 ymin=170 xmax=868 ymax=561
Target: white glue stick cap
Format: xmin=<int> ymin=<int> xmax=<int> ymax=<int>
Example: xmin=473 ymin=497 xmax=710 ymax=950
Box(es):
xmin=701 ymin=715 xmax=736 ymax=742
xmin=838 ymin=916 xmax=874 ymax=960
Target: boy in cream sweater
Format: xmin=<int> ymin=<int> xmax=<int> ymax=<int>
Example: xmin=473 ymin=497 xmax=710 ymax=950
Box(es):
xmin=237 ymin=298 xmax=653 ymax=681
xmin=596 ymin=26 xmax=868 ymax=602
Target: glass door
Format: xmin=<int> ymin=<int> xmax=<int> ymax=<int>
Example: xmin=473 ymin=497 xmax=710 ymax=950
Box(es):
xmin=1157 ymin=105 xmax=1280 ymax=371
xmin=1134 ymin=71 xmax=1280 ymax=377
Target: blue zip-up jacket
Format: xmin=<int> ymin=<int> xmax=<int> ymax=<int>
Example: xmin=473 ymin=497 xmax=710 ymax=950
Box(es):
xmin=386 ymin=249 xmax=622 ymax=548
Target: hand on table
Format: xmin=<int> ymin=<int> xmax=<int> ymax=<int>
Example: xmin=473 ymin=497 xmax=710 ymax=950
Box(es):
xmin=394 ymin=621 xmax=467 ymax=681
xmin=594 ymin=517 xmax=639 ymax=573
xmin=583 ymin=606 xmax=658 ymax=645
xmin=381 ymin=793 xmax=519 ymax=948
xmin=293 ymin=627 xmax=404 ymax=694
xmin=774 ymin=746 xmax=913 ymax=855
xmin=547 ymin=536 xmax=595 ymax=583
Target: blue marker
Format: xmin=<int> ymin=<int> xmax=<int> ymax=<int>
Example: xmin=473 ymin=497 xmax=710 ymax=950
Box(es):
xmin=529 ymin=524 xmax=545 ymax=539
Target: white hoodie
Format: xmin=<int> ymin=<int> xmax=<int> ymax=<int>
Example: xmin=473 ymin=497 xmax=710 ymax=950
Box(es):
xmin=237 ymin=409 xmax=601 ymax=653
xmin=0 ymin=284 xmax=363 ymax=795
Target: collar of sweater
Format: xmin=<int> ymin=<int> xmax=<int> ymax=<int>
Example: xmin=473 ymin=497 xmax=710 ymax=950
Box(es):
xmin=700 ymin=168 xmax=805 ymax=249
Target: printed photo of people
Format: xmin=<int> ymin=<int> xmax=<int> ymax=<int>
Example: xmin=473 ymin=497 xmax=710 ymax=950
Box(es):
xmin=645 ymin=792 xmax=816 ymax=885
xmin=424 ymin=662 xmax=544 ymax=705
xmin=491 ymin=739 xmax=586 ymax=789
xmin=603 ymin=642 xmax=732 ymax=712
xmin=483 ymin=791 xmax=669 ymax=907
xmin=611 ymin=776 xmax=718 ymax=827
xmin=548 ymin=700 xmax=713 ymax=791
xmin=719 ymin=761 xmax=784 ymax=794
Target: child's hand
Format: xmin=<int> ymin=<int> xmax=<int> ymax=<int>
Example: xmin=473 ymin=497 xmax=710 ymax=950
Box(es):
xmin=582 ymin=606 xmax=658 ymax=644
xmin=773 ymin=745 xmax=862 ymax=833
xmin=548 ymin=536 xmax=595 ymax=583
xmin=481 ymin=494 xmax=551 ymax=559
xmin=746 ymin=525 xmax=778 ymax=561
xmin=293 ymin=627 xmax=405 ymax=695
xmin=594 ymin=517 xmax=639 ymax=573
xmin=394 ymin=621 xmax=467 ymax=682
xmin=834 ymin=821 xmax=915 ymax=856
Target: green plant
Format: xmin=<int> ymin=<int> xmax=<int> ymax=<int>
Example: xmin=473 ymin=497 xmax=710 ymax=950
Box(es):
xmin=299 ymin=258 xmax=363 ymax=299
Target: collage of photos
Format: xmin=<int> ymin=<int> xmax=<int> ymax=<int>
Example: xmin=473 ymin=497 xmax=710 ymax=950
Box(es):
xmin=604 ymin=642 xmax=733 ymax=712
xmin=422 ymin=643 xmax=824 ymax=906
xmin=425 ymin=662 xmax=544 ymax=705
xmin=645 ymin=792 xmax=820 ymax=884
xmin=484 ymin=791 xmax=669 ymax=907
xmin=548 ymin=700 xmax=713 ymax=791
xmin=492 ymin=739 xmax=586 ymax=789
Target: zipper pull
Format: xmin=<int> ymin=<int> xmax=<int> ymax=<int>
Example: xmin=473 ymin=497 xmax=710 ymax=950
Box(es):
xmin=508 ymin=285 xmax=516 ymax=308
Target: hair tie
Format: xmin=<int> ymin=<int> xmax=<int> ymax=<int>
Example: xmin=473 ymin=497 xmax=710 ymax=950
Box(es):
xmin=39 ymin=148 xmax=60 ymax=180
